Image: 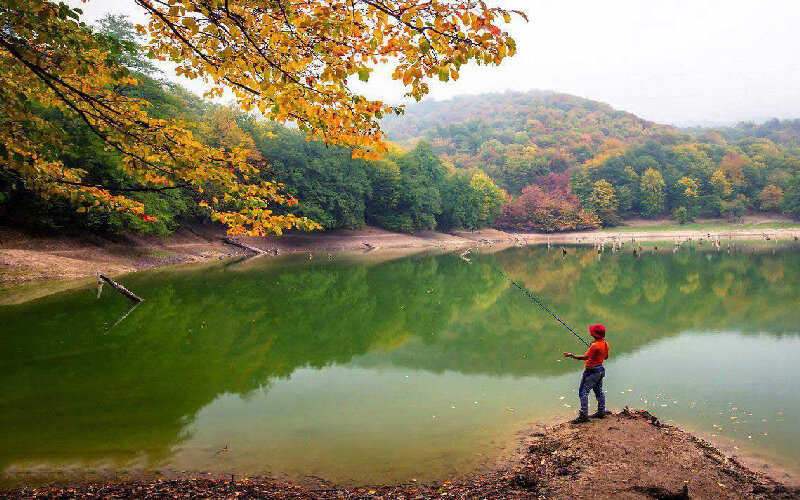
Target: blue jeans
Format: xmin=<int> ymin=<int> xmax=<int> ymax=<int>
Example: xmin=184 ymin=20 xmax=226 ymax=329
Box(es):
xmin=578 ymin=366 xmax=605 ymax=416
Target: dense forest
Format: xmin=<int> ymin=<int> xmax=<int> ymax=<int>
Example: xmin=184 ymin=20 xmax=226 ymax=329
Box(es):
xmin=385 ymin=92 xmax=800 ymax=231
xmin=381 ymin=91 xmax=674 ymax=194
xmin=2 ymin=15 xmax=799 ymax=237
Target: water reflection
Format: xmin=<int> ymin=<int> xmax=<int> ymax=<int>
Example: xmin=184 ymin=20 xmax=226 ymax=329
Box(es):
xmin=1 ymin=244 xmax=799 ymax=483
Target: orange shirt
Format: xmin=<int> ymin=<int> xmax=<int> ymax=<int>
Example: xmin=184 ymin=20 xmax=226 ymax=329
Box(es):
xmin=584 ymin=339 xmax=610 ymax=368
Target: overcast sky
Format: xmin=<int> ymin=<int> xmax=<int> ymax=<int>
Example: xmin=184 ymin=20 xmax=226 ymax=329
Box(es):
xmin=74 ymin=0 xmax=800 ymax=126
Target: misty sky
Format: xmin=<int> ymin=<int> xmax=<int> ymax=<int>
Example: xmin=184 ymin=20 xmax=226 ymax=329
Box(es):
xmin=74 ymin=0 xmax=800 ymax=126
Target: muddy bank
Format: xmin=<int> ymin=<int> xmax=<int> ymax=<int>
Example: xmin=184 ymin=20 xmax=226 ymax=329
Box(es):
xmin=0 ymin=225 xmax=244 ymax=286
xmin=3 ymin=218 xmax=800 ymax=293
xmin=515 ymin=227 xmax=800 ymax=246
xmin=0 ymin=225 xmax=484 ymax=289
xmin=2 ymin=410 xmax=797 ymax=499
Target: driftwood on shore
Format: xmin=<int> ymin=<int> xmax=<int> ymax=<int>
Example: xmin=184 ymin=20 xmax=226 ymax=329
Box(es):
xmin=98 ymin=274 xmax=144 ymax=303
xmin=223 ymin=237 xmax=265 ymax=254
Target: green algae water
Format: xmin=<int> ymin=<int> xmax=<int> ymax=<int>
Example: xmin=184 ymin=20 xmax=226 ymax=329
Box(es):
xmin=1 ymin=244 xmax=800 ymax=486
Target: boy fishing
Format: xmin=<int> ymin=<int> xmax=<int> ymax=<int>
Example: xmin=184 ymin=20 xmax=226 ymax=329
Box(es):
xmin=563 ymin=324 xmax=610 ymax=424
xmin=467 ymin=256 xmax=611 ymax=423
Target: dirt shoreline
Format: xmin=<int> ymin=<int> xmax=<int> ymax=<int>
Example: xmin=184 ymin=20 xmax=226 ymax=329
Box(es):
xmin=1 ymin=410 xmax=797 ymax=499
xmin=3 ymin=218 xmax=800 ymax=303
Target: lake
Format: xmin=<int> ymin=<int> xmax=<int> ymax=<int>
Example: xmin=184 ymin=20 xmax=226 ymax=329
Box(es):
xmin=1 ymin=243 xmax=799 ymax=487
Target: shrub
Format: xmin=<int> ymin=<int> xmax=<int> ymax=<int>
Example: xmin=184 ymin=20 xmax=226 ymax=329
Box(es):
xmin=721 ymin=197 xmax=747 ymax=222
xmin=673 ymin=206 xmax=693 ymax=225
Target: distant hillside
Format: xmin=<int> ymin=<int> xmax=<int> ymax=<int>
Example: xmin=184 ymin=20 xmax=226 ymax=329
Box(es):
xmin=688 ymin=118 xmax=800 ymax=146
xmin=382 ymin=91 xmax=677 ymax=193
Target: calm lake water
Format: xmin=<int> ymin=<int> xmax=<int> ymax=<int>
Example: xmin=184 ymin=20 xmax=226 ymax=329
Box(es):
xmin=1 ymin=243 xmax=799 ymax=486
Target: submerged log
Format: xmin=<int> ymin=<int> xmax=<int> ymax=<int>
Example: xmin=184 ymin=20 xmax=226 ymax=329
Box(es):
xmin=98 ymin=274 xmax=144 ymax=303
xmin=223 ymin=237 xmax=265 ymax=254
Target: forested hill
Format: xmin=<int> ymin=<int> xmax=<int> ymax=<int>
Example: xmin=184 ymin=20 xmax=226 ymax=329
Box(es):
xmin=687 ymin=119 xmax=800 ymax=146
xmin=381 ymin=91 xmax=675 ymax=194
xmin=380 ymin=92 xmax=800 ymax=232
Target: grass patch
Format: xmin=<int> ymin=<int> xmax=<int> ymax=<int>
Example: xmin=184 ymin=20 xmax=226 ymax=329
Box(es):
xmin=601 ymin=221 xmax=800 ymax=233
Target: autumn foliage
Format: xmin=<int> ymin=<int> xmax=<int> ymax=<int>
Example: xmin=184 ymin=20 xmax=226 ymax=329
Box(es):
xmin=759 ymin=184 xmax=784 ymax=212
xmin=495 ymin=173 xmax=599 ymax=232
xmin=0 ymin=0 xmax=521 ymax=235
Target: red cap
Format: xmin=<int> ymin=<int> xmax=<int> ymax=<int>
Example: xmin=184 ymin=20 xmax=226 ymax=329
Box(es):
xmin=589 ymin=324 xmax=606 ymax=338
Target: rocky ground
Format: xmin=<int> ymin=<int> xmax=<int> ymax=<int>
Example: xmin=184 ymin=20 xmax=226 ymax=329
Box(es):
xmin=2 ymin=410 xmax=797 ymax=499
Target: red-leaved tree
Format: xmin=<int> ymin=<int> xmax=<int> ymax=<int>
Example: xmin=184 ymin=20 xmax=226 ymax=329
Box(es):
xmin=495 ymin=172 xmax=599 ymax=232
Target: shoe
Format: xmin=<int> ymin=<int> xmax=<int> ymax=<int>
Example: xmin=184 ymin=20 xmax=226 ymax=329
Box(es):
xmin=590 ymin=411 xmax=607 ymax=419
xmin=571 ymin=413 xmax=590 ymax=424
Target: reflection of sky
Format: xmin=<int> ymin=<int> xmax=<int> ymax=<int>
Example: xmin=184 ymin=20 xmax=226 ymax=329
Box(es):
xmin=170 ymin=331 xmax=800 ymax=485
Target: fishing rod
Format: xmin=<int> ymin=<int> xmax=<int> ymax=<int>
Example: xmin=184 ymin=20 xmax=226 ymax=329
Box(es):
xmin=461 ymin=251 xmax=590 ymax=347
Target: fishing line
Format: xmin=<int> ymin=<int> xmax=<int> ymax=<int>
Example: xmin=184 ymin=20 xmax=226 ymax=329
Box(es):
xmin=462 ymin=252 xmax=590 ymax=347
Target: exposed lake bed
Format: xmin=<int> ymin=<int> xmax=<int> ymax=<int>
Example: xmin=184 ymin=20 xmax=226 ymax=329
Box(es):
xmin=3 ymin=218 xmax=800 ymax=293
xmin=2 ymin=242 xmax=800 ymax=496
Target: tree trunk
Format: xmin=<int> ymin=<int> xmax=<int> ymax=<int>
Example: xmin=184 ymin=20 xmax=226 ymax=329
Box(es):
xmin=98 ymin=274 xmax=144 ymax=303
xmin=223 ymin=237 xmax=265 ymax=254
